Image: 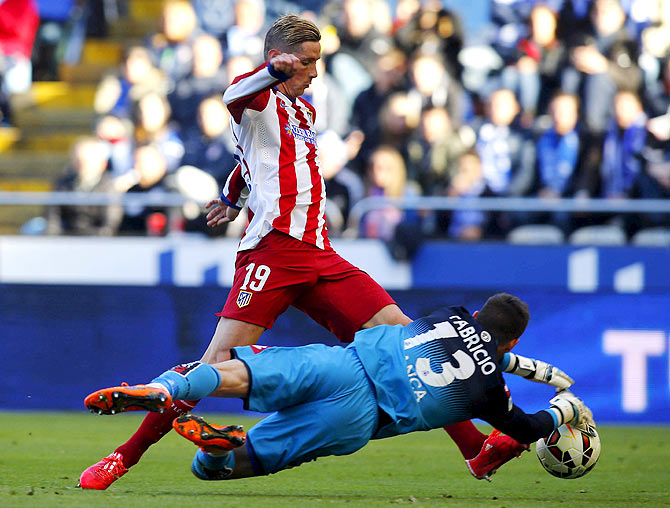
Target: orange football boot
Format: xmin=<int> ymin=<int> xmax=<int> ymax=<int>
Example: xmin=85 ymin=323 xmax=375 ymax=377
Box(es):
xmin=84 ymin=383 xmax=171 ymax=415
xmin=173 ymin=414 xmax=246 ymax=453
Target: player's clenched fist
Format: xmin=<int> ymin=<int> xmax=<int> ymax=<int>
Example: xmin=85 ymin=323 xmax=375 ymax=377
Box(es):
xmin=270 ymin=53 xmax=300 ymax=77
xmin=205 ymin=199 xmax=240 ymax=228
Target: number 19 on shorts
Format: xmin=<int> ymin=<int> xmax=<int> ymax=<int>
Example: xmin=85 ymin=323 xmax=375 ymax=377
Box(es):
xmin=241 ymin=263 xmax=271 ymax=291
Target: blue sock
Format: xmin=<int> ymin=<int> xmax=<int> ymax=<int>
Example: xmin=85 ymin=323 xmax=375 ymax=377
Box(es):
xmin=191 ymin=449 xmax=235 ymax=481
xmin=152 ymin=361 xmax=221 ymax=400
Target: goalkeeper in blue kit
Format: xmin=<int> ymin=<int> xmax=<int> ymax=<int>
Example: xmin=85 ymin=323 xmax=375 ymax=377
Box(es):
xmin=85 ymin=293 xmax=593 ymax=481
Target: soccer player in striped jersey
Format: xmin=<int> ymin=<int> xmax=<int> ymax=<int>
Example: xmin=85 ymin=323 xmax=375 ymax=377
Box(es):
xmin=79 ymin=16 xmax=572 ymax=489
xmin=85 ymin=294 xmax=593 ymax=482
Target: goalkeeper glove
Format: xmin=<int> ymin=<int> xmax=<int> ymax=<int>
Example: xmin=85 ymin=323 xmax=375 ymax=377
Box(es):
xmin=503 ymin=353 xmax=574 ymax=390
xmin=547 ymin=390 xmax=594 ymax=428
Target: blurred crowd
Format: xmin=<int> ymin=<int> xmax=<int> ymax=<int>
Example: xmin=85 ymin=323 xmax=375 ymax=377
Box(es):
xmin=5 ymin=0 xmax=668 ymax=245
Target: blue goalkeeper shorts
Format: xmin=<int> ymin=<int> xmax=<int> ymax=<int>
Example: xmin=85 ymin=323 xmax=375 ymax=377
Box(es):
xmin=232 ymin=343 xmax=379 ymax=474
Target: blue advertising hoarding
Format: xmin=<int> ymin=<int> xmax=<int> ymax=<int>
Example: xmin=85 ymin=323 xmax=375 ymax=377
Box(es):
xmin=2 ymin=285 xmax=669 ymax=423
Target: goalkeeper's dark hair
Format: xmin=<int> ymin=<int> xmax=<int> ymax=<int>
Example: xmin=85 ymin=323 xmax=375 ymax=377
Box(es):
xmin=475 ymin=293 xmax=529 ymax=346
xmin=264 ymin=15 xmax=321 ymax=60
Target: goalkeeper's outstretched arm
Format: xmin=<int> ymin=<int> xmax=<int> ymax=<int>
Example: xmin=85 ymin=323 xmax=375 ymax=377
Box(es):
xmin=501 ymin=352 xmax=574 ymax=390
xmin=483 ymin=391 xmax=594 ymax=445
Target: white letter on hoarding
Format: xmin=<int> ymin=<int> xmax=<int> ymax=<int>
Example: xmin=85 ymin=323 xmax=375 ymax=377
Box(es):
xmin=603 ymin=330 xmax=665 ymax=413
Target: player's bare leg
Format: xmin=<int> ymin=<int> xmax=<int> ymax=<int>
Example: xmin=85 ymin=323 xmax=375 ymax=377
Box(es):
xmin=201 ymin=318 xmax=265 ymax=363
xmin=79 ymin=318 xmax=264 ymax=490
xmin=362 ymin=304 xmax=412 ymax=328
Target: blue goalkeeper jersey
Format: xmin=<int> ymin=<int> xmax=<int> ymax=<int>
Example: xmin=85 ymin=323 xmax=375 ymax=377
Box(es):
xmin=352 ymin=306 xmax=512 ymax=439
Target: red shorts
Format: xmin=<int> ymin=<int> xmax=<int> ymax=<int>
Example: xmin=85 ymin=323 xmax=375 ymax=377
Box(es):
xmin=217 ymin=230 xmax=395 ymax=342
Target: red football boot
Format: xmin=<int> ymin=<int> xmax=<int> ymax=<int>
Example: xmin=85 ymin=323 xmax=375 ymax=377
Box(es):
xmin=465 ymin=430 xmax=530 ymax=481
xmin=78 ymin=452 xmax=128 ymax=490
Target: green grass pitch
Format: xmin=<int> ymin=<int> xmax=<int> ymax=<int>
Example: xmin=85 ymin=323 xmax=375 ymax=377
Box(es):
xmin=1 ymin=411 xmax=669 ymax=508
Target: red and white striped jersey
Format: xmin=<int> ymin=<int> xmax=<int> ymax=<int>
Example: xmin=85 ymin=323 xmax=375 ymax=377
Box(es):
xmin=221 ymin=61 xmax=331 ymax=252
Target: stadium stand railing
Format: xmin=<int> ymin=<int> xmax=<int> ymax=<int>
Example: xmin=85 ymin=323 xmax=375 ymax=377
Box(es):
xmin=1 ymin=191 xmax=668 ymax=241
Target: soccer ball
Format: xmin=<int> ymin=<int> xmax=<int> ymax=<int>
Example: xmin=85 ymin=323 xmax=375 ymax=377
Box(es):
xmin=536 ymin=424 xmax=601 ymax=479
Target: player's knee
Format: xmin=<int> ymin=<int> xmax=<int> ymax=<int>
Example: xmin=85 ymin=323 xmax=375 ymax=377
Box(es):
xmin=362 ymin=304 xmax=411 ymax=328
xmin=200 ymin=348 xmax=232 ymax=364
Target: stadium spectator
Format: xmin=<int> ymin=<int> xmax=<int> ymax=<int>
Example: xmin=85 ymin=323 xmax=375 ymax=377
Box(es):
xmin=562 ymin=0 xmax=642 ymax=135
xmin=349 ymin=48 xmax=408 ymax=173
xmin=168 ymin=34 xmax=228 ymax=131
xmin=326 ymin=0 xmax=393 ymax=108
xmin=444 ymin=150 xmax=487 ymax=241
xmin=95 ymin=114 xmax=134 ymax=177
xmin=393 ymin=3 xmax=464 ymax=81
xmin=46 ymin=137 xmax=122 ymax=236
xmin=488 ymin=0 xmax=537 ymax=63
xmin=635 ymin=135 xmax=670 ymax=229
xmin=475 ymin=88 xmax=535 ymax=236
xmin=503 ymin=3 xmax=568 ymax=122
xmin=192 ymin=0 xmax=236 ymax=44
xmin=224 ymin=0 xmax=267 ymax=61
xmin=133 ymin=92 xmax=184 ymax=173
xmin=407 ymin=105 xmax=475 ymax=194
xmin=407 ymin=51 xmax=466 ymax=128
xmin=390 ymin=0 xmax=420 ymax=35
xmin=0 ymin=77 xmax=9 ymax=126
xmin=32 ymin=0 xmax=74 ymax=81
xmin=537 ymin=92 xmax=581 ymax=187
xmin=572 ymin=89 xmax=648 ymax=232
xmin=117 ymin=144 xmax=170 ymax=235
xmin=601 ymin=89 xmax=647 ymax=199
xmin=534 ymin=91 xmax=582 ymax=231
xmin=375 ymin=91 xmax=418 ymax=169
xmin=94 ymin=46 xmax=168 ymax=119
xmin=0 ymin=0 xmax=39 ymax=124
xmin=476 ymin=89 xmax=535 ymax=198
xmin=557 ymin=0 xmax=592 ymax=39
xmin=180 ymin=95 xmax=236 ymax=187
xmin=642 ymin=54 xmax=670 ymax=118
xmin=146 ymin=0 xmax=199 ymax=84
xmin=638 ymin=8 xmax=670 ymax=98
xmin=85 ymin=293 xmax=587 ymax=483
xmin=362 ymin=145 xmax=418 ymax=241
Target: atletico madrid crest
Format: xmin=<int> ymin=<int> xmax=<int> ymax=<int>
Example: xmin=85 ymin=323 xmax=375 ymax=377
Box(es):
xmin=237 ymin=290 xmax=252 ymax=308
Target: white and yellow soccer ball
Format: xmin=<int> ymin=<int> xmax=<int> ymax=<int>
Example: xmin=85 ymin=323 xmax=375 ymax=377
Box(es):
xmin=536 ymin=423 xmax=601 ymax=479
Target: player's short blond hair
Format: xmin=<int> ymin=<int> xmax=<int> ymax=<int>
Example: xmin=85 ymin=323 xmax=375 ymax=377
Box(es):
xmin=264 ymin=15 xmax=321 ymax=60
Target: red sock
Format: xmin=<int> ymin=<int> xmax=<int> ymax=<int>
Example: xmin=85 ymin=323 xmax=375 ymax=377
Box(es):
xmin=115 ymin=399 xmax=197 ymax=468
xmin=443 ymin=421 xmax=488 ymax=460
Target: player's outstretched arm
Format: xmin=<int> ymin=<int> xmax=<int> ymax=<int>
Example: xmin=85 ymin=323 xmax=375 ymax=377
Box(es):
xmin=502 ymin=352 xmax=574 ymax=390
xmin=206 ymin=198 xmax=240 ymax=228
